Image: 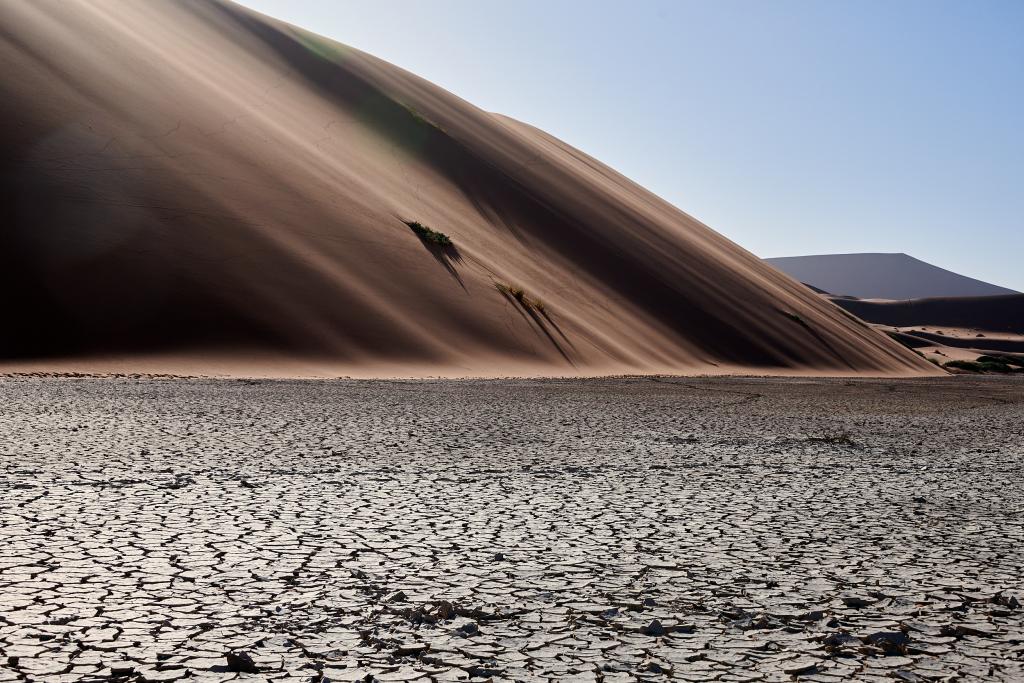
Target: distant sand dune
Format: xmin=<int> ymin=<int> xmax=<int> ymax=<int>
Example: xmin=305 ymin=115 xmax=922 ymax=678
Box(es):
xmin=765 ymin=253 xmax=1018 ymax=300
xmin=0 ymin=0 xmax=937 ymax=377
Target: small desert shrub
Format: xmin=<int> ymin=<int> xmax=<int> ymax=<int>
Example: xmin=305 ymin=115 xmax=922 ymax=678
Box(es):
xmin=943 ymin=359 xmax=1015 ymax=374
xmin=978 ymin=354 xmax=1024 ymax=367
xmin=405 ymin=221 xmax=452 ymax=247
xmin=944 ymin=360 xmax=982 ymax=373
xmin=978 ymin=362 xmax=1011 ymax=374
xmin=979 ymin=361 xmax=1013 ymax=374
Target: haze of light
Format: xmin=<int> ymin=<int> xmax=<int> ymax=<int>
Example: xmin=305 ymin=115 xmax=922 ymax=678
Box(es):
xmin=239 ymin=0 xmax=1024 ymax=292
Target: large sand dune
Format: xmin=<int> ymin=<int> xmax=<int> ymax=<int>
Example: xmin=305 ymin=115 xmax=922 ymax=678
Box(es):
xmin=0 ymin=0 xmax=936 ymax=376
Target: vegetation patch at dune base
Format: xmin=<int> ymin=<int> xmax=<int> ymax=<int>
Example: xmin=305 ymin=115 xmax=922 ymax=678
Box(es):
xmin=977 ymin=354 xmax=1024 ymax=368
xmin=943 ymin=359 xmax=1022 ymax=374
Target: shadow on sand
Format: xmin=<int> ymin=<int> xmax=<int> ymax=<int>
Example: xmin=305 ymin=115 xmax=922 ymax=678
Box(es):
xmin=496 ymin=286 xmax=575 ymax=366
xmin=779 ymin=309 xmax=855 ymax=371
xmin=413 ymin=235 xmax=467 ymax=291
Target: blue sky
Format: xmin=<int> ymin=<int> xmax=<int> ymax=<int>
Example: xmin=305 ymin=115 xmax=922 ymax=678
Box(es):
xmin=239 ymin=0 xmax=1024 ymax=292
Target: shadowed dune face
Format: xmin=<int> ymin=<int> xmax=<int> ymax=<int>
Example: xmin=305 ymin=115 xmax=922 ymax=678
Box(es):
xmin=833 ymin=295 xmax=1024 ymax=334
xmin=0 ymin=0 xmax=938 ymax=376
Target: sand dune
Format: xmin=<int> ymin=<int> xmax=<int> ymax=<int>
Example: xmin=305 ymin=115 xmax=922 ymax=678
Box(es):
xmin=832 ymin=294 xmax=1024 ymax=334
xmin=766 ymin=253 xmax=1018 ymax=300
xmin=0 ymin=0 xmax=936 ymax=377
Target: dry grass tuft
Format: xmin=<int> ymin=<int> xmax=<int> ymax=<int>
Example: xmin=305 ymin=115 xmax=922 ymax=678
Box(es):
xmin=495 ymin=283 xmax=546 ymax=312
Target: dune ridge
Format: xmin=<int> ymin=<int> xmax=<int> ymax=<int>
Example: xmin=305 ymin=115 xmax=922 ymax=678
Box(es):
xmin=0 ymin=0 xmax=937 ymax=377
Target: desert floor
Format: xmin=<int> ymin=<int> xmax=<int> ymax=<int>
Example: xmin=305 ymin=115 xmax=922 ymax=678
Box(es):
xmin=1 ymin=376 xmax=1022 ymax=682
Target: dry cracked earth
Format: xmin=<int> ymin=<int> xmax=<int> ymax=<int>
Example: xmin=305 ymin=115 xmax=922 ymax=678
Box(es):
xmin=1 ymin=375 xmax=1022 ymax=683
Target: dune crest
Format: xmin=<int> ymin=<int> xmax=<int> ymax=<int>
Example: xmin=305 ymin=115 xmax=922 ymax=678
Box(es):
xmin=0 ymin=0 xmax=937 ymax=376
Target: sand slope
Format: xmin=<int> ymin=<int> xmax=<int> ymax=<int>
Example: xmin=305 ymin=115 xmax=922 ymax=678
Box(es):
xmin=0 ymin=0 xmax=936 ymax=376
xmin=765 ymin=253 xmax=1019 ymax=300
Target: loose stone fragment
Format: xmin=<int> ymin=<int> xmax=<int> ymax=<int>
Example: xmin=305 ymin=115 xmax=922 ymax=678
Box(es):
xmin=865 ymin=630 xmax=910 ymax=654
xmin=225 ymin=651 xmax=259 ymax=673
xmin=455 ymin=622 xmax=479 ymax=636
xmin=841 ymin=594 xmax=875 ymax=608
xmin=643 ymin=619 xmax=666 ymax=637
xmin=383 ymin=591 xmax=408 ymax=604
xmin=783 ymin=659 xmax=819 ymax=675
xmin=394 ymin=642 xmax=429 ymax=657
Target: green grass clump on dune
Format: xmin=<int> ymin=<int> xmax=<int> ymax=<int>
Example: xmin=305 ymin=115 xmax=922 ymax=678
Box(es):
xmin=405 ymin=221 xmax=453 ymax=247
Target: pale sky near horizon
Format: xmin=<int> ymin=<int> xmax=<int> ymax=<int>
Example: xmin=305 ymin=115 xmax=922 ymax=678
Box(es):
xmin=238 ymin=0 xmax=1024 ymax=292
